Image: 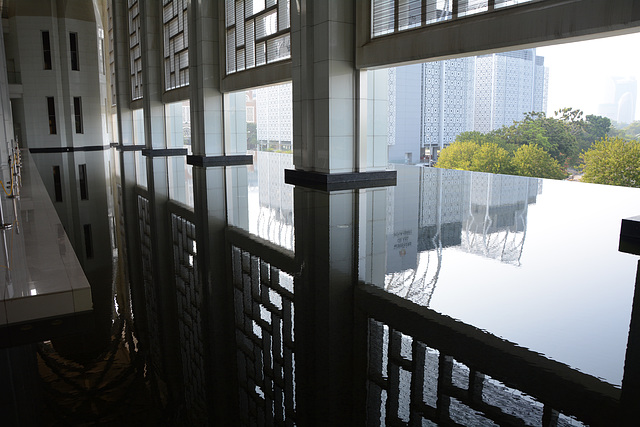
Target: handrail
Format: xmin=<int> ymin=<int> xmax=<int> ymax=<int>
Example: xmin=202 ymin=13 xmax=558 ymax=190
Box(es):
xmin=355 ymin=281 xmax=621 ymax=426
xmin=225 ymin=225 xmax=297 ymax=275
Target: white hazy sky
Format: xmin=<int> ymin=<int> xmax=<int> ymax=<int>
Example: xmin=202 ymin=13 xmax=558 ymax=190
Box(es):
xmin=537 ymin=32 xmax=640 ymax=122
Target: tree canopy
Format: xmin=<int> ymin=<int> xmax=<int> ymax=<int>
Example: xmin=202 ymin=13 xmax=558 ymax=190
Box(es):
xmin=581 ymin=136 xmax=640 ymax=187
xmin=436 ymin=141 xmax=567 ymax=179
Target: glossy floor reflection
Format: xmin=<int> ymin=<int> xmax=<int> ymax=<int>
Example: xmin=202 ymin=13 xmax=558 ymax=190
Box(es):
xmin=4 ymin=149 xmax=640 ymax=426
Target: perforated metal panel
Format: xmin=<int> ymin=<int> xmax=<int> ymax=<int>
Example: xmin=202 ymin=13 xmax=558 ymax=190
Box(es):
xmin=231 ymin=246 xmax=296 ymax=426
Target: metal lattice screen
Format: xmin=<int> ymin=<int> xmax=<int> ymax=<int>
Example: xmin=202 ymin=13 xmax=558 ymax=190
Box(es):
xmin=366 ymin=319 xmax=586 ymax=426
xmin=171 ymin=213 xmax=206 ymax=421
xmin=371 ymin=0 xmax=538 ymax=38
xmin=225 ymin=0 xmax=291 ymax=75
xmin=163 ymin=0 xmax=189 ymax=90
xmin=128 ymin=0 xmax=143 ymax=100
xmin=231 ymin=245 xmax=296 ymax=426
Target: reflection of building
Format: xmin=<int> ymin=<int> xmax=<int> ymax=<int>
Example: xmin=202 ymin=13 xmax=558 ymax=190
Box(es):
xmin=385 ymin=166 xmax=541 ymax=303
xmin=254 ymin=151 xmax=294 ymax=249
xmin=598 ymin=77 xmax=637 ymax=125
xmin=6 ymin=1 xmax=112 ymax=284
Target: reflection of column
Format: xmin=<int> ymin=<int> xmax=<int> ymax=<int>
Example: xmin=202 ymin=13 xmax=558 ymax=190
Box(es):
xmin=186 ymin=1 xmax=251 ymax=422
xmin=295 ymin=188 xmax=358 ymax=424
xmin=358 ymin=187 xmax=388 ymax=288
xmin=137 ymin=0 xmax=182 ymax=401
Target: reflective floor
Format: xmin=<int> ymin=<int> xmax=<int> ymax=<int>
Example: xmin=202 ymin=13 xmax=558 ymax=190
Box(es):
xmin=3 ymin=150 xmax=640 ymax=426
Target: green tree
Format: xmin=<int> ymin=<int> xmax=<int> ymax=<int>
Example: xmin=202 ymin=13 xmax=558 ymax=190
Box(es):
xmin=470 ymin=143 xmax=513 ymax=174
xmin=581 ymin=136 xmax=640 ymax=188
xmin=434 ymin=140 xmax=479 ymax=170
xmin=512 ymin=144 xmax=566 ymax=179
xmin=622 ymin=121 xmax=640 ymax=139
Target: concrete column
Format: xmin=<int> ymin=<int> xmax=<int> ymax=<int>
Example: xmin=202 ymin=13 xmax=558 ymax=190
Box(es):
xmin=188 ymin=0 xmax=224 ymax=156
xmin=292 ymin=0 xmax=357 ymax=173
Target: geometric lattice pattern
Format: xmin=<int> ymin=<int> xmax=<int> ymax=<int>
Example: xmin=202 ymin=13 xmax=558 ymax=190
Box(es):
xmin=163 ymin=0 xmax=189 ymax=90
xmin=171 ymin=213 xmax=206 ymax=422
xmin=366 ymin=319 xmax=580 ymax=426
xmin=474 ymin=49 xmax=547 ymax=133
xmin=225 ymin=0 xmax=291 ymax=75
xmin=231 ymin=246 xmax=296 ymax=426
xmin=108 ymin=1 xmax=116 ymax=106
xmin=128 ymin=0 xmax=143 ymax=100
xmin=371 ymin=0 xmax=536 ymax=38
xmin=138 ymin=195 xmax=162 ymax=374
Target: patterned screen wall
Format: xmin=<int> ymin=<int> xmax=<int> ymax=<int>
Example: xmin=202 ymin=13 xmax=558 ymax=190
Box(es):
xmin=138 ymin=195 xmax=162 ymax=374
xmin=128 ymin=0 xmax=143 ymax=100
xmin=371 ymin=0 xmax=538 ymax=38
xmin=367 ymin=319 xmax=586 ymax=426
xmin=225 ymin=0 xmax=291 ymax=75
xmin=171 ymin=213 xmax=206 ymax=421
xmin=231 ymin=246 xmax=296 ymax=426
xmin=163 ymin=0 xmax=189 ymax=90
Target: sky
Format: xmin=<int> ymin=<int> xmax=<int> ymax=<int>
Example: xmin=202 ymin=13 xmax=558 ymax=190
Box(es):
xmin=537 ymin=32 xmax=640 ymax=122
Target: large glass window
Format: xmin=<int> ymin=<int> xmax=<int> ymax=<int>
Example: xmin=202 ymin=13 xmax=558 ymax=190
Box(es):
xmin=166 ymin=101 xmax=193 ymax=207
xmin=133 ymin=108 xmax=147 ymax=188
xmin=228 ymin=82 xmax=294 ymax=250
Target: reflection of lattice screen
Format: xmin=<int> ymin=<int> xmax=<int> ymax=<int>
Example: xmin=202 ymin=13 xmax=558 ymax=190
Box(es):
xmin=163 ymin=0 xmax=189 ymax=90
xmin=367 ymin=319 xmax=567 ymax=426
xmin=225 ymin=0 xmax=291 ymax=75
xmin=128 ymin=0 xmax=143 ymax=100
xmin=231 ymin=246 xmax=296 ymax=426
xmin=138 ymin=195 xmax=162 ymax=374
xmin=171 ymin=213 xmax=206 ymax=422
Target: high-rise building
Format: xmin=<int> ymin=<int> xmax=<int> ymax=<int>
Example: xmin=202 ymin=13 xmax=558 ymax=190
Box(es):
xmin=598 ymin=76 xmax=637 ymax=125
xmin=474 ymin=49 xmax=549 ymax=133
xmin=389 ymin=48 xmax=548 ymax=164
